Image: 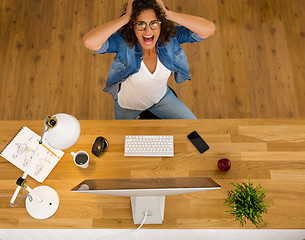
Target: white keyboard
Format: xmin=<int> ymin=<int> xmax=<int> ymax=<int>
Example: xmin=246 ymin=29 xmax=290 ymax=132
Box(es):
xmin=124 ymin=135 xmax=174 ymax=157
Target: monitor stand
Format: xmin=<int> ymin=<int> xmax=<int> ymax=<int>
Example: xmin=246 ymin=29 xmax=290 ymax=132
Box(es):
xmin=71 ymin=177 xmax=221 ymax=225
xmin=131 ymin=196 xmax=165 ymax=224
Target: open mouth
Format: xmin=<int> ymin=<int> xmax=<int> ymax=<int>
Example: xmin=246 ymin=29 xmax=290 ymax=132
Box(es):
xmin=143 ymin=35 xmax=154 ymax=45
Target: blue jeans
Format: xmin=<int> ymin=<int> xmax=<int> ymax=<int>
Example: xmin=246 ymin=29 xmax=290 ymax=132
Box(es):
xmin=114 ymin=87 xmax=197 ymax=119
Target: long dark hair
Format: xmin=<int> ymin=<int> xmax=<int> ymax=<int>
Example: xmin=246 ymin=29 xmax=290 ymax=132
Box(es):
xmin=120 ymin=0 xmax=176 ymax=48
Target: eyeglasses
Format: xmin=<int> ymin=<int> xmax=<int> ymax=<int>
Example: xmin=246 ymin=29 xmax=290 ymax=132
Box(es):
xmin=134 ymin=20 xmax=161 ymax=31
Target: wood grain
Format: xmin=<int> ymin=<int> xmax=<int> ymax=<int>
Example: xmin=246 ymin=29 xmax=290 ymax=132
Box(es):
xmin=1 ymin=0 xmax=305 ymax=120
xmin=0 ymin=119 xmax=304 ymax=229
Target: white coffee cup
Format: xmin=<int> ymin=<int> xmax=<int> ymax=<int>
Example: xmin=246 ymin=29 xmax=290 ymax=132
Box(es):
xmin=71 ymin=151 xmax=89 ymax=168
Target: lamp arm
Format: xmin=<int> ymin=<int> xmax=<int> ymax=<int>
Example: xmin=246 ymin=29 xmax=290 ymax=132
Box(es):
xmin=10 ymin=127 xmax=49 ymax=205
xmin=39 ymin=121 xmax=49 ymax=144
xmin=25 ymin=185 xmax=42 ymax=202
xmin=10 ymin=186 xmax=22 ymax=205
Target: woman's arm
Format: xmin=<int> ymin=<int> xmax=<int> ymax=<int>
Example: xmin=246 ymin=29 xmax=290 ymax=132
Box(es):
xmin=157 ymin=0 xmax=215 ymax=39
xmin=83 ymin=0 xmax=133 ymax=51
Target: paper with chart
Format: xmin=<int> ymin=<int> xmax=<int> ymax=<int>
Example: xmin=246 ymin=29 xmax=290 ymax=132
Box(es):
xmin=0 ymin=126 xmax=64 ymax=183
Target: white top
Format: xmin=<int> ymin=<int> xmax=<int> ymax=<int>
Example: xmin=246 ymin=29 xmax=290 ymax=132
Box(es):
xmin=118 ymin=57 xmax=171 ymax=110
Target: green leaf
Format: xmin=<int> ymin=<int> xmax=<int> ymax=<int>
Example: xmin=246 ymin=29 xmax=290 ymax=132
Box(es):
xmin=224 ymin=179 xmax=268 ymax=229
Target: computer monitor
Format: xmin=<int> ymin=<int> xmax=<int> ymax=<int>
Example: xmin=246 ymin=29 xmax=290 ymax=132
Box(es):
xmin=71 ymin=176 xmax=221 ymax=224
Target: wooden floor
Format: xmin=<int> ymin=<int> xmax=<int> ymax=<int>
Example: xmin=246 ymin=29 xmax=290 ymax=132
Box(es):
xmin=1 ymin=0 xmax=305 ymax=120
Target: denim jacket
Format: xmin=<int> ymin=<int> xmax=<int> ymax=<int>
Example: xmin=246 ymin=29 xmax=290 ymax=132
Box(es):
xmin=94 ymin=26 xmax=204 ymax=100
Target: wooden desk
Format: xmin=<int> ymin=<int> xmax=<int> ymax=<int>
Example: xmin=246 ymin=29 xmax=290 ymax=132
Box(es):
xmin=0 ymin=119 xmax=305 ymax=229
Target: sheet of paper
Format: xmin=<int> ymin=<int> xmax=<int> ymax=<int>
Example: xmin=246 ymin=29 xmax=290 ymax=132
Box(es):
xmin=0 ymin=126 xmax=64 ymax=183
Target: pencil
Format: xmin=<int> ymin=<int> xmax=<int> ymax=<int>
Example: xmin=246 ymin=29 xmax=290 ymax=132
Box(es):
xmin=36 ymin=140 xmax=59 ymax=158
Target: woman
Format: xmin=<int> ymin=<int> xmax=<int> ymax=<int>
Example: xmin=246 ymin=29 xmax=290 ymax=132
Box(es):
xmin=83 ymin=0 xmax=215 ymax=119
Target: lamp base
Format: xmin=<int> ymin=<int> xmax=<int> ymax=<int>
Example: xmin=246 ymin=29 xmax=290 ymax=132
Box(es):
xmin=25 ymin=186 xmax=59 ymax=219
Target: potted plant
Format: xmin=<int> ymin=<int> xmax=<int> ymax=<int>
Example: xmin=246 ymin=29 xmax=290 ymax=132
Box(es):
xmin=224 ymin=179 xmax=268 ymax=229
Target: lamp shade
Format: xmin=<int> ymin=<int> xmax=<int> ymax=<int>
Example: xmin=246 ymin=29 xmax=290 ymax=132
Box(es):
xmin=45 ymin=113 xmax=81 ymax=150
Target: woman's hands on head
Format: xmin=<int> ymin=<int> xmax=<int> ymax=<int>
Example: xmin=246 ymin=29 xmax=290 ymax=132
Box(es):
xmin=126 ymin=0 xmax=168 ymax=20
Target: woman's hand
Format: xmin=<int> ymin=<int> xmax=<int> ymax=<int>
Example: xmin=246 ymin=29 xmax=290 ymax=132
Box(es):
xmin=156 ymin=0 xmax=215 ymax=39
xmin=83 ymin=0 xmax=134 ymax=51
xmin=156 ymin=0 xmax=168 ymax=16
xmin=125 ymin=0 xmax=134 ymax=20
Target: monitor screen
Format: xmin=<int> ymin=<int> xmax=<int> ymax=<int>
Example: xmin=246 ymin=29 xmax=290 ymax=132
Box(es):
xmin=71 ymin=176 xmax=221 ymax=196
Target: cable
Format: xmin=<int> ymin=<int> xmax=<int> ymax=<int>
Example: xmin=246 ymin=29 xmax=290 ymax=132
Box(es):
xmin=2 ymin=187 xmax=32 ymax=208
xmin=97 ymin=210 xmax=149 ymax=240
xmin=22 ymin=187 xmax=33 ymax=202
xmin=135 ymin=210 xmax=148 ymax=231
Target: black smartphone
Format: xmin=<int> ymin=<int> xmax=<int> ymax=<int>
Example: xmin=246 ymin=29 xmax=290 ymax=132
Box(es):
xmin=187 ymin=131 xmax=210 ymax=154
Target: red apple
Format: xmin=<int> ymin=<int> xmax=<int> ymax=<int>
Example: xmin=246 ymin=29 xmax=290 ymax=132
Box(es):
xmin=218 ymin=158 xmax=231 ymax=172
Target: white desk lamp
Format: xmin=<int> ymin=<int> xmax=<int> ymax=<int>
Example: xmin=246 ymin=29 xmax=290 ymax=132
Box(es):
xmin=10 ymin=113 xmax=81 ymax=219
